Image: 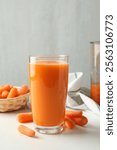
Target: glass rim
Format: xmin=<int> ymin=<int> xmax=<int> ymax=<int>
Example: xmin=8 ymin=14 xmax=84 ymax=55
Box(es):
xmin=90 ymin=41 xmax=100 ymax=44
xmin=29 ymin=55 xmax=69 ymax=63
xmin=29 ymin=55 xmax=68 ymax=59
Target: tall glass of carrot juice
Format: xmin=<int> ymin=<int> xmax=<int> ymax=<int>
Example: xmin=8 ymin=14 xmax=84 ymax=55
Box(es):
xmin=29 ymin=55 xmax=68 ymax=134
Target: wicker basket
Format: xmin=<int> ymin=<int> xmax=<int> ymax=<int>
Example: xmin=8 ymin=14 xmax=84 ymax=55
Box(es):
xmin=0 ymin=93 xmax=30 ymax=112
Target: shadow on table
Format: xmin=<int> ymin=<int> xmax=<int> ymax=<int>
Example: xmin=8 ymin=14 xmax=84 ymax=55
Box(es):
xmin=62 ymin=123 xmax=100 ymax=137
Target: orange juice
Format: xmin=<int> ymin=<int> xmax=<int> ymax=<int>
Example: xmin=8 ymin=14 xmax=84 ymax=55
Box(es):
xmin=29 ymin=60 xmax=68 ymax=127
xmin=90 ymin=83 xmax=100 ymax=105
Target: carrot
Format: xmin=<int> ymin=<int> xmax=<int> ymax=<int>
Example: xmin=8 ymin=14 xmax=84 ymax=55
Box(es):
xmin=65 ymin=110 xmax=83 ymax=119
xmin=72 ymin=117 xmax=82 ymax=126
xmin=1 ymin=90 xmax=9 ymax=98
xmin=0 ymin=84 xmax=12 ymax=94
xmin=18 ymin=125 xmax=35 ymax=137
xmin=80 ymin=116 xmax=88 ymax=126
xmin=73 ymin=116 xmax=88 ymax=126
xmin=64 ymin=117 xmax=75 ymax=129
xmin=17 ymin=112 xmax=33 ymax=123
xmin=7 ymin=87 xmax=18 ymax=98
xmin=0 ymin=94 xmax=2 ymax=99
xmin=18 ymin=85 xmax=29 ymax=95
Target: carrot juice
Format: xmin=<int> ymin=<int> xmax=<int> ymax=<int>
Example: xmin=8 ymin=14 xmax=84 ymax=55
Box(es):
xmin=90 ymin=83 xmax=100 ymax=105
xmin=29 ymin=56 xmax=68 ymax=134
xmin=90 ymin=41 xmax=100 ymax=105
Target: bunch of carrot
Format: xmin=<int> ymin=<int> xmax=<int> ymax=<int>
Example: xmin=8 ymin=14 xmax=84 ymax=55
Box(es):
xmin=65 ymin=110 xmax=88 ymax=129
xmin=17 ymin=110 xmax=88 ymax=137
xmin=0 ymin=84 xmax=29 ymax=99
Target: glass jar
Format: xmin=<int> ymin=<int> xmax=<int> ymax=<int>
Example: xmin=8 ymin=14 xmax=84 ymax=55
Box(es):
xmin=90 ymin=41 xmax=100 ymax=105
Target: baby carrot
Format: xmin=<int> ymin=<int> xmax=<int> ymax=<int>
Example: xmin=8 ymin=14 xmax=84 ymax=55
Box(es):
xmin=0 ymin=94 xmax=2 ymax=99
xmin=0 ymin=84 xmax=12 ymax=93
xmin=80 ymin=116 xmax=88 ymax=126
xmin=7 ymin=87 xmax=18 ymax=98
xmin=65 ymin=110 xmax=83 ymax=119
xmin=1 ymin=90 xmax=9 ymax=98
xmin=18 ymin=125 xmax=35 ymax=137
xmin=73 ymin=116 xmax=88 ymax=126
xmin=72 ymin=117 xmax=82 ymax=126
xmin=18 ymin=85 xmax=29 ymax=95
xmin=64 ymin=117 xmax=75 ymax=129
xmin=17 ymin=112 xmax=33 ymax=123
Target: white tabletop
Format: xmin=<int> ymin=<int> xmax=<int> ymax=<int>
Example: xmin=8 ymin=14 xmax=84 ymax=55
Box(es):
xmin=0 ymin=108 xmax=100 ymax=150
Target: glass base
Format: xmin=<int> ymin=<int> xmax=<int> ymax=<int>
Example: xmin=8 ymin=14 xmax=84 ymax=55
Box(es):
xmin=34 ymin=122 xmax=64 ymax=135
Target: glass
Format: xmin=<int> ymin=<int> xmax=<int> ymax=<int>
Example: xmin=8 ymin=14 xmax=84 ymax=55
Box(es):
xmin=29 ymin=55 xmax=69 ymax=134
xmin=90 ymin=41 xmax=100 ymax=105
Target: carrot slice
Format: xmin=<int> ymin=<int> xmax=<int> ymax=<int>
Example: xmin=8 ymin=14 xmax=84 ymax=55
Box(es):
xmin=17 ymin=112 xmax=33 ymax=123
xmin=18 ymin=125 xmax=35 ymax=137
xmin=64 ymin=117 xmax=75 ymax=129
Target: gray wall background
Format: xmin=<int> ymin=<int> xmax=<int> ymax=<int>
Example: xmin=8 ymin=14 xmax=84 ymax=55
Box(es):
xmin=0 ymin=0 xmax=100 ymax=88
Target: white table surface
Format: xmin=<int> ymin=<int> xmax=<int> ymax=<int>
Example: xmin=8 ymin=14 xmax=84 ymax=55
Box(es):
xmin=0 ymin=108 xmax=100 ymax=150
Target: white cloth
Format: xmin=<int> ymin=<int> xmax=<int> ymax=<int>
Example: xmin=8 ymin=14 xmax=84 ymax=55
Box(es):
xmin=67 ymin=72 xmax=100 ymax=115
